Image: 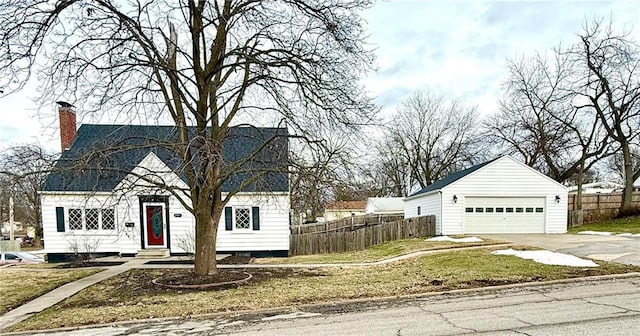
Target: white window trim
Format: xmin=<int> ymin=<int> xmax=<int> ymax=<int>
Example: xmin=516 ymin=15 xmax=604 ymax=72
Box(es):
xmin=66 ymin=207 xmax=117 ymax=232
xmin=233 ymin=206 xmax=253 ymax=232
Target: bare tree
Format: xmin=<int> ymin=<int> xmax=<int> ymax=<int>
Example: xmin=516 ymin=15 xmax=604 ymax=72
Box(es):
xmin=367 ymin=137 xmax=411 ymax=197
xmin=0 ymin=144 xmax=54 ymax=244
xmin=572 ymin=18 xmax=640 ymax=216
xmin=290 ymin=141 xmax=348 ymax=222
xmin=486 ymin=51 xmax=613 ymax=210
xmin=290 ymin=126 xmax=377 ymax=221
xmin=0 ymin=1 xmax=376 ymax=275
xmin=607 ymin=147 xmax=640 ymax=183
xmin=385 ymin=91 xmax=480 ymax=190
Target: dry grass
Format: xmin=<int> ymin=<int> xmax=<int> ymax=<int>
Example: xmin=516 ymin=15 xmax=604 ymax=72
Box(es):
xmin=568 ymin=216 xmax=640 ymax=234
xmin=254 ymin=237 xmax=502 ymax=264
xmin=0 ymin=268 xmax=101 ymax=315
xmin=7 ymin=246 xmax=639 ymax=332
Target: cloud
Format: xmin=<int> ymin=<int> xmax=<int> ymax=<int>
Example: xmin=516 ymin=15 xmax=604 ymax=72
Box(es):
xmin=2 ymin=0 xmax=640 ymax=150
xmin=362 ymin=0 xmax=640 ymax=118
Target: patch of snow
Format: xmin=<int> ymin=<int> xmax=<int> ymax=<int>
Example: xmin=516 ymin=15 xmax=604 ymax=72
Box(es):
xmin=577 ymin=231 xmax=614 ymax=236
xmin=491 ymin=249 xmax=599 ymax=267
xmin=616 ymin=233 xmax=640 ymax=238
xmin=426 ymin=236 xmax=483 ymax=243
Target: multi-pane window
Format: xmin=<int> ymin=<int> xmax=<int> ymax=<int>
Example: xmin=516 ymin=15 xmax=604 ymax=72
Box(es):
xmin=102 ymin=209 xmax=115 ymax=230
xmin=67 ymin=208 xmax=115 ymax=231
xmin=85 ymin=209 xmax=100 ymax=230
xmin=69 ymin=209 xmax=83 ymax=230
xmin=235 ymin=208 xmax=251 ymax=229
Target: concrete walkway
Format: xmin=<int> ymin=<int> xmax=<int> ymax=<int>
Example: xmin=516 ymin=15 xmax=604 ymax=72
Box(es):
xmin=135 ymin=243 xmax=512 ymax=269
xmin=0 ymin=259 xmax=148 ymax=331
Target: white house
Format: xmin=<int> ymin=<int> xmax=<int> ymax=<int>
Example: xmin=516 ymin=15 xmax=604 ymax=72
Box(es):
xmin=365 ymin=197 xmax=404 ymax=214
xmin=404 ymin=156 xmax=568 ymax=235
xmin=41 ymin=104 xmax=290 ymax=261
xmin=323 ymin=200 xmax=366 ymax=222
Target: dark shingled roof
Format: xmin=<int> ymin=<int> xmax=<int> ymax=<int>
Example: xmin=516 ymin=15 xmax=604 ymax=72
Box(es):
xmin=43 ymin=124 xmax=289 ymax=193
xmin=408 ymin=158 xmax=498 ymax=197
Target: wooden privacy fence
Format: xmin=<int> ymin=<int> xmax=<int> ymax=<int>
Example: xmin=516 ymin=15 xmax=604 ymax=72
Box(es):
xmin=291 ymin=213 xmax=404 ymax=235
xmin=568 ymin=192 xmax=640 ymax=224
xmin=289 ymin=215 xmax=435 ymax=256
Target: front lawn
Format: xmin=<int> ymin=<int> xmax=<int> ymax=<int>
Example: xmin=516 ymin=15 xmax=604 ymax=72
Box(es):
xmin=254 ymin=237 xmax=502 ymax=264
xmin=7 ymin=247 xmax=638 ymax=332
xmin=568 ymin=216 xmax=640 ymax=234
xmin=0 ymin=268 xmax=102 ymax=315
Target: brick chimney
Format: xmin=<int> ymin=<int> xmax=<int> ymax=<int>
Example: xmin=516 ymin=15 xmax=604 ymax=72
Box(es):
xmin=57 ymin=101 xmax=77 ymax=151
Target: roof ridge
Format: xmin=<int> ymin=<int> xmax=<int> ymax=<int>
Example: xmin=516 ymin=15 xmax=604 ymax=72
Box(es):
xmin=407 ymin=157 xmax=500 ymax=198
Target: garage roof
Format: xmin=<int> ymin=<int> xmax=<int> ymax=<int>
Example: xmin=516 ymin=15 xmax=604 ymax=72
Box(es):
xmin=408 ymin=158 xmax=498 ymax=197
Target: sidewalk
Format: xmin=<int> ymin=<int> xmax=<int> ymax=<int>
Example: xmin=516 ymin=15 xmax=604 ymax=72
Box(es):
xmin=134 ymin=243 xmax=511 ymax=269
xmin=0 ymin=243 xmax=509 ymax=331
xmin=0 ymin=259 xmax=148 ymax=330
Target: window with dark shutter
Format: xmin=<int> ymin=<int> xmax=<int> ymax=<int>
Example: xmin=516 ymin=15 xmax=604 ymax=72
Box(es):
xmin=224 ymin=207 xmax=232 ymax=231
xmin=252 ymin=207 xmax=260 ymax=230
xmin=56 ymin=207 xmax=65 ymax=232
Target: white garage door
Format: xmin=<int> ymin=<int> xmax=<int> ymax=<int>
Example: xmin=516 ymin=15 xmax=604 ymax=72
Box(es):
xmin=464 ymin=197 xmax=545 ymax=234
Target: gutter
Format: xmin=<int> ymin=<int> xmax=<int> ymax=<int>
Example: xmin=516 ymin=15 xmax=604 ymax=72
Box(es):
xmin=404 ymin=188 xmax=441 ymax=201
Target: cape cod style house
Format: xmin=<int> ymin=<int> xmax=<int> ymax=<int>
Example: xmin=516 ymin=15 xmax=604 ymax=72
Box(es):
xmin=41 ymin=103 xmax=290 ymax=261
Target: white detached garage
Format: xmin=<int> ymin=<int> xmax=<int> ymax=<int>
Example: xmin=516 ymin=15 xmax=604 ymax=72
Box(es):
xmin=404 ymin=156 xmax=568 ymax=235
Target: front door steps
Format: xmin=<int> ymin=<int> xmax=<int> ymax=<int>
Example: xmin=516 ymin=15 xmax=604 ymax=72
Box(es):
xmin=136 ymin=248 xmax=170 ymax=259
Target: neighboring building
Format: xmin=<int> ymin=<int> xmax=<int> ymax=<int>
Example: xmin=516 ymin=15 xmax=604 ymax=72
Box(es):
xmin=404 ymin=156 xmax=568 ymax=235
xmin=567 ymin=181 xmax=623 ymax=194
xmin=324 ymin=200 xmax=366 ymax=222
xmin=41 ymin=104 xmax=290 ymax=261
xmin=0 ymin=221 xmax=35 ymax=238
xmin=365 ymin=197 xmax=404 ymax=214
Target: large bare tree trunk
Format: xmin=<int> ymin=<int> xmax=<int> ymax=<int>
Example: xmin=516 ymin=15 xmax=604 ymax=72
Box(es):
xmin=619 ymin=142 xmax=636 ymax=217
xmin=194 ymin=205 xmax=221 ymax=275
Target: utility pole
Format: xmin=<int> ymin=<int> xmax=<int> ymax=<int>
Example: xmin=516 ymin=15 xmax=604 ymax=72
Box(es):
xmin=9 ymin=189 xmax=14 ymax=241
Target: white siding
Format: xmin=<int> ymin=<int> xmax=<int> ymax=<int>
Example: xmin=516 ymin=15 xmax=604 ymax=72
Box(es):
xmin=41 ymin=193 xmax=139 ymax=254
xmin=404 ymin=192 xmax=442 ymax=234
xmin=441 ymin=157 xmax=567 ymax=234
xmin=216 ymin=193 xmax=290 ymax=252
xmin=41 ymin=152 xmax=290 ymax=255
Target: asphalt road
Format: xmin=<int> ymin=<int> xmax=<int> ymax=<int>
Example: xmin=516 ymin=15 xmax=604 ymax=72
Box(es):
xmin=15 ymin=274 xmax=640 ymax=336
xmin=483 ymin=234 xmax=640 ymax=266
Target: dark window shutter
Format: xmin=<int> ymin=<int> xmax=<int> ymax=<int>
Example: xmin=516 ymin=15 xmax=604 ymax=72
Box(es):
xmin=225 ymin=207 xmax=232 ymax=231
xmin=56 ymin=207 xmax=65 ymax=232
xmin=252 ymin=207 xmax=260 ymax=230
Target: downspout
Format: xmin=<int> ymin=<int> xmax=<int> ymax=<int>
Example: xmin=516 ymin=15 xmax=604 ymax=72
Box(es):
xmin=438 ymin=190 xmax=443 ymax=236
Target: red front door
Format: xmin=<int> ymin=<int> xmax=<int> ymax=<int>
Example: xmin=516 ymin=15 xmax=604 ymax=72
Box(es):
xmin=146 ymin=205 xmax=165 ymax=246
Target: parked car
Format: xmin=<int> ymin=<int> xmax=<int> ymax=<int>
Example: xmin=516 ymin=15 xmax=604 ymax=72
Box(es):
xmin=0 ymin=252 xmax=45 ymax=266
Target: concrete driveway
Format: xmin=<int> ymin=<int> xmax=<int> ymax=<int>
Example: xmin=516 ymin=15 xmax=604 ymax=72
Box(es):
xmin=482 ymin=234 xmax=640 ymax=266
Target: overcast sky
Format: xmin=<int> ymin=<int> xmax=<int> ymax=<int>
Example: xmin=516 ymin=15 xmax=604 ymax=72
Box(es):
xmin=1 ymin=0 xmax=639 ymax=151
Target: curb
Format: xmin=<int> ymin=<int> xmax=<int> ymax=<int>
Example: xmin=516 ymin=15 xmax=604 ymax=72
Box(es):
xmin=3 ymin=271 xmax=639 ymax=336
